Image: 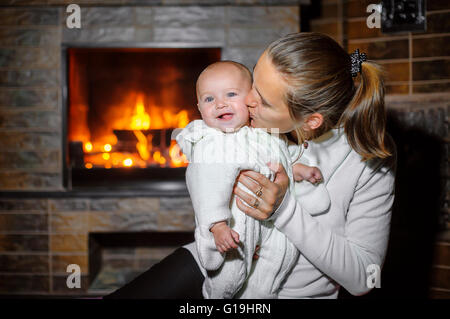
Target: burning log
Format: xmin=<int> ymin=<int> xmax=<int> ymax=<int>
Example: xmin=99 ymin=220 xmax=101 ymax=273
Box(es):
xmin=112 ymin=129 xmax=174 ymax=152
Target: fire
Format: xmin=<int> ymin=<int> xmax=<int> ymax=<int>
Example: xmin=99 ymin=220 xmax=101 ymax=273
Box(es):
xmin=84 ymin=142 xmax=93 ymax=152
xmin=134 ymin=130 xmax=150 ymax=161
xmin=75 ymin=92 xmax=193 ymax=168
xmin=123 ymin=158 xmax=133 ymax=167
xmin=131 ymin=95 xmax=150 ymax=130
xmin=153 ymin=151 xmax=166 ymax=165
xmin=169 ymin=140 xmax=187 ymax=167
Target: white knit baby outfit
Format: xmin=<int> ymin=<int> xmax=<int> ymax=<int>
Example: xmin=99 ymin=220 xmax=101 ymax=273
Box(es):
xmin=175 ymin=120 xmax=300 ymax=299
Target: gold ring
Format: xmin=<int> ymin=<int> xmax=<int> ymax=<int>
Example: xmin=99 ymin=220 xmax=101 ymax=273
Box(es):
xmin=255 ymin=187 xmax=263 ymax=197
xmin=252 ymin=198 xmax=260 ymax=209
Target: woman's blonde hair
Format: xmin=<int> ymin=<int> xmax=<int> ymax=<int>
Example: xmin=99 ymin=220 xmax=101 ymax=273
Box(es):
xmin=266 ymin=32 xmax=392 ymax=161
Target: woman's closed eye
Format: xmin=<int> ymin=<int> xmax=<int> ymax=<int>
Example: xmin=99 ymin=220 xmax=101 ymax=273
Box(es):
xmin=261 ymin=100 xmax=271 ymax=108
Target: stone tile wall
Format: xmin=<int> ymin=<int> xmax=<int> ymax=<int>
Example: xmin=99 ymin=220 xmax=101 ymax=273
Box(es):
xmin=0 ymin=196 xmax=194 ymax=296
xmin=0 ymin=6 xmax=62 ymax=190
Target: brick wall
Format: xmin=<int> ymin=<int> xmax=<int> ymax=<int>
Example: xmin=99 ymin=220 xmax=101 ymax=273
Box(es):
xmin=310 ymin=0 xmax=450 ymax=95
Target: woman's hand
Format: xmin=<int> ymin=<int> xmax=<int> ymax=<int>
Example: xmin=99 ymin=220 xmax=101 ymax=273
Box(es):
xmin=233 ymin=162 xmax=289 ymax=220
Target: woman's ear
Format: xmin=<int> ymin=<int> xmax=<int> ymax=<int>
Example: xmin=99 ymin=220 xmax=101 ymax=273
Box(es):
xmin=304 ymin=113 xmax=323 ymax=131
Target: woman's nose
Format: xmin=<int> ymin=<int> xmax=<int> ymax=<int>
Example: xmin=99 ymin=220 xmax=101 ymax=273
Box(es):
xmin=245 ymin=90 xmax=258 ymax=108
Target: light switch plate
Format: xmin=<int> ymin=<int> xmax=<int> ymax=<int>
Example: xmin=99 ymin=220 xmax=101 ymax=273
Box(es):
xmin=381 ymin=0 xmax=427 ymax=34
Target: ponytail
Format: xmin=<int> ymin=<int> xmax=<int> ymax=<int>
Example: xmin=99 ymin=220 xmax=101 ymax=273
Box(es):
xmin=267 ymin=33 xmax=393 ymax=162
xmin=338 ymin=61 xmax=392 ymax=161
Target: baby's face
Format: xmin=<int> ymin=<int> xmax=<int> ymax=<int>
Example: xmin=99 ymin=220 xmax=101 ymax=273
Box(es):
xmin=196 ymin=65 xmax=251 ymax=132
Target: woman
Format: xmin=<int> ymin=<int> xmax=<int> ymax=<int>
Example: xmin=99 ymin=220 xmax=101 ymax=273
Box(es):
xmin=104 ymin=32 xmax=396 ymax=299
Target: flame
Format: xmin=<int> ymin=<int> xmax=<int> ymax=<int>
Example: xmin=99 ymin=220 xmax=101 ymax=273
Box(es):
xmin=131 ymin=95 xmax=150 ymax=130
xmin=103 ymin=144 xmax=112 ymax=152
xmin=84 ymin=142 xmax=93 ymax=152
xmin=123 ymin=158 xmax=133 ymax=167
xmin=163 ymin=110 xmax=189 ymax=128
xmin=153 ymin=151 xmax=166 ymax=166
xmin=74 ymin=91 xmax=194 ymax=168
xmin=176 ymin=110 xmax=189 ymax=128
xmin=169 ymin=140 xmax=187 ymax=167
xmin=133 ymin=130 xmax=150 ymax=161
xmin=130 ymin=96 xmax=151 ymax=162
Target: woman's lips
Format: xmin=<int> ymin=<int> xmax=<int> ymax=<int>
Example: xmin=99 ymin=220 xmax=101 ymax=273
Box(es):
xmin=249 ymin=115 xmax=257 ymax=127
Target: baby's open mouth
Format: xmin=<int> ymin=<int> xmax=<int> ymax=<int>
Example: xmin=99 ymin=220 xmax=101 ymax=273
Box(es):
xmin=217 ymin=113 xmax=234 ymax=120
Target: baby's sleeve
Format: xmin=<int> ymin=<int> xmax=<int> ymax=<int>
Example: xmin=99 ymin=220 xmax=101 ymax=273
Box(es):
xmin=186 ymin=138 xmax=244 ymax=271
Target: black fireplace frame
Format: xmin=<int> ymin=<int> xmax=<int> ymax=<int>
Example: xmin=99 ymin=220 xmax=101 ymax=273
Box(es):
xmin=61 ymin=42 xmax=222 ymax=194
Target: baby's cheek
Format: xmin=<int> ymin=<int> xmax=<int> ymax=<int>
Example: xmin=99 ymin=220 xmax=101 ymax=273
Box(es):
xmin=237 ymin=102 xmax=250 ymax=120
xmin=202 ymin=115 xmax=216 ymax=128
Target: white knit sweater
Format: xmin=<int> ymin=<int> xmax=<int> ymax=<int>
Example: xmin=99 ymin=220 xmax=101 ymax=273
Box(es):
xmin=176 ymin=120 xmax=304 ymax=299
xmin=184 ymin=127 xmax=396 ymax=298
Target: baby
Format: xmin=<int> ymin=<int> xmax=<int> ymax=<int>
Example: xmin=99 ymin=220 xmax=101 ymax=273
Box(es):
xmin=176 ymin=61 xmax=322 ymax=299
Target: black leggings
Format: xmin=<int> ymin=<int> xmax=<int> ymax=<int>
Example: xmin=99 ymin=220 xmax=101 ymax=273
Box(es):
xmin=103 ymin=247 xmax=204 ymax=299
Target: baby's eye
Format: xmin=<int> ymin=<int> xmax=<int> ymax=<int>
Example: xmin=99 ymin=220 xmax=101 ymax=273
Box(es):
xmin=204 ymin=96 xmax=214 ymax=103
xmin=227 ymin=92 xmax=237 ymax=98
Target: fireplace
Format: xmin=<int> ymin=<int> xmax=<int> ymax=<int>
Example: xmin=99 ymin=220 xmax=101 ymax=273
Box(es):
xmin=63 ymin=45 xmax=221 ymax=189
xmin=88 ymin=231 xmax=194 ymax=294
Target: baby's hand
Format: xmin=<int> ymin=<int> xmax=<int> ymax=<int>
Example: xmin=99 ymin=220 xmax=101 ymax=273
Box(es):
xmin=210 ymin=221 xmax=240 ymax=253
xmin=293 ymin=163 xmax=323 ymax=184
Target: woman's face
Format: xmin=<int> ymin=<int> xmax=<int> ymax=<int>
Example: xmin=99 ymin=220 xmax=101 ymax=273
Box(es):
xmin=245 ymin=51 xmax=302 ymax=133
